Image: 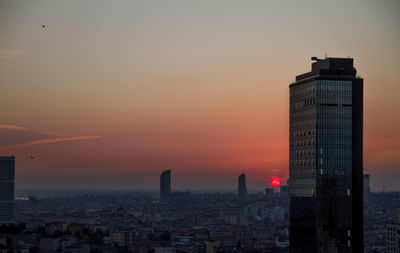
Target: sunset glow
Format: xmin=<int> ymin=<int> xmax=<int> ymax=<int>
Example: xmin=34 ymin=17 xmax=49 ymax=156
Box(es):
xmin=269 ymin=178 xmax=282 ymax=188
xmin=0 ymin=0 xmax=399 ymax=191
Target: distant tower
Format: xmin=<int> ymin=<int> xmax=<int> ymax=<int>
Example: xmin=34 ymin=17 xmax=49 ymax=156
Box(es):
xmin=238 ymin=173 xmax=247 ymax=198
xmin=160 ymin=169 xmax=171 ymax=201
xmin=363 ymin=174 xmax=370 ymax=195
xmin=0 ymin=156 xmax=15 ymax=224
xmin=289 ymin=57 xmax=364 ymax=252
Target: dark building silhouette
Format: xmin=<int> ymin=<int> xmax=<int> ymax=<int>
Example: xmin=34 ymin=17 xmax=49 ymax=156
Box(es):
xmin=238 ymin=173 xmax=247 ymax=198
xmin=265 ymin=187 xmax=273 ymax=197
xmin=363 ymin=174 xmax=370 ymax=195
xmin=0 ymin=156 xmax=15 ymax=224
xmin=280 ymin=185 xmax=289 ymax=197
xmin=289 ymin=57 xmax=364 ymax=252
xmin=160 ymin=169 xmax=171 ymax=201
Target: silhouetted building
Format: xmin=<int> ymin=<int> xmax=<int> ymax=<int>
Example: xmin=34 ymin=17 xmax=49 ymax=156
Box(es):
xmin=265 ymin=187 xmax=273 ymax=197
xmin=0 ymin=156 xmax=15 ymax=224
xmin=160 ymin=169 xmax=171 ymax=201
xmin=238 ymin=173 xmax=247 ymax=198
xmin=363 ymin=174 xmax=370 ymax=195
xmin=289 ymin=57 xmax=364 ymax=252
xmin=280 ymin=185 xmax=289 ymax=197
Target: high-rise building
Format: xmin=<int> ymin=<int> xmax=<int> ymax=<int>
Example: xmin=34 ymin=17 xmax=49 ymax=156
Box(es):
xmin=289 ymin=57 xmax=364 ymax=252
xmin=238 ymin=173 xmax=247 ymax=198
xmin=387 ymin=224 xmax=400 ymax=253
xmin=363 ymin=174 xmax=370 ymax=195
xmin=0 ymin=156 xmax=15 ymax=224
xmin=160 ymin=169 xmax=171 ymax=201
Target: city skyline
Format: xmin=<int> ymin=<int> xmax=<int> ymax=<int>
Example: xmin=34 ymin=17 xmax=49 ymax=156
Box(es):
xmin=1 ymin=0 xmax=400 ymax=191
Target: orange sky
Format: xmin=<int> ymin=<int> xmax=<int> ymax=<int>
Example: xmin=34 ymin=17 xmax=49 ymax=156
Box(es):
xmin=0 ymin=0 xmax=399 ymax=191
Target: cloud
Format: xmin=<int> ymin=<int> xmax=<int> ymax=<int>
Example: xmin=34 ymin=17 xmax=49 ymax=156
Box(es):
xmin=0 ymin=124 xmax=101 ymax=151
xmin=0 ymin=136 xmax=101 ymax=150
xmin=0 ymin=124 xmax=78 ymax=137
xmin=0 ymin=124 xmax=29 ymax=131
xmin=39 ymin=131 xmax=79 ymax=137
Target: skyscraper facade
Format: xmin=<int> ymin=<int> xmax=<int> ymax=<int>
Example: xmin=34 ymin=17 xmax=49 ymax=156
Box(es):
xmin=238 ymin=173 xmax=247 ymax=198
xmin=160 ymin=169 xmax=171 ymax=201
xmin=0 ymin=156 xmax=15 ymax=224
xmin=289 ymin=57 xmax=363 ymax=252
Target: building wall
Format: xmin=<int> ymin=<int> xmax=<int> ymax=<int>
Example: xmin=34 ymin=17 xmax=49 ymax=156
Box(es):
xmin=0 ymin=156 xmax=15 ymax=224
xmin=238 ymin=174 xmax=247 ymax=198
xmin=316 ymin=80 xmax=353 ymax=252
xmin=387 ymin=224 xmax=400 ymax=253
xmin=289 ymin=58 xmax=363 ymax=253
xmin=160 ymin=170 xmax=171 ymax=201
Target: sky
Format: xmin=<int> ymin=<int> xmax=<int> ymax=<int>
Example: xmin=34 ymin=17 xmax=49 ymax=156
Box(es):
xmin=1 ymin=0 xmax=399 ymax=191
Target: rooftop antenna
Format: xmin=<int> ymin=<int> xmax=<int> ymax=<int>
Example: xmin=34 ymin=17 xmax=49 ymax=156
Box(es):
xmin=325 ymin=51 xmax=327 ymax=59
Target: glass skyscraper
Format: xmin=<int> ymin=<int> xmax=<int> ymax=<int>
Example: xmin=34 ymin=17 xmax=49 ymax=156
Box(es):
xmin=0 ymin=156 xmax=15 ymax=224
xmin=289 ymin=57 xmax=363 ymax=252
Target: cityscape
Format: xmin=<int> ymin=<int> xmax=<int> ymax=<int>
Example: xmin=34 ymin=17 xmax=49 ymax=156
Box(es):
xmin=1 ymin=1 xmax=400 ymax=253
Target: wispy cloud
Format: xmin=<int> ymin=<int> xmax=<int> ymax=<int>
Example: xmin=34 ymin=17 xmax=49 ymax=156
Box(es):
xmin=0 ymin=124 xmax=78 ymax=137
xmin=39 ymin=131 xmax=79 ymax=137
xmin=0 ymin=124 xmax=101 ymax=151
xmin=0 ymin=124 xmax=29 ymax=131
xmin=0 ymin=136 xmax=101 ymax=150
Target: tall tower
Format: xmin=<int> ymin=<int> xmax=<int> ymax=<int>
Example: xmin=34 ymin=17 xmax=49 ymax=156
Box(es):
xmin=363 ymin=174 xmax=370 ymax=196
xmin=0 ymin=156 xmax=15 ymax=224
xmin=238 ymin=173 xmax=247 ymax=198
xmin=289 ymin=57 xmax=363 ymax=252
xmin=160 ymin=169 xmax=171 ymax=201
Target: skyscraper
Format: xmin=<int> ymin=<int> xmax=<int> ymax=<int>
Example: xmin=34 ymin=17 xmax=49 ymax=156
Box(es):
xmin=160 ymin=169 xmax=171 ymax=201
xmin=238 ymin=173 xmax=247 ymax=198
xmin=289 ymin=57 xmax=363 ymax=252
xmin=363 ymin=174 xmax=370 ymax=196
xmin=0 ymin=156 xmax=15 ymax=224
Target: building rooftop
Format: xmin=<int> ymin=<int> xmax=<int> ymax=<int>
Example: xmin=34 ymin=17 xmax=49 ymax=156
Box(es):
xmin=296 ymin=57 xmax=357 ymax=81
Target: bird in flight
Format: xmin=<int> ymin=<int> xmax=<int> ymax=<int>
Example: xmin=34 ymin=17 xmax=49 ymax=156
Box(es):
xmin=42 ymin=24 xmax=46 ymax=29
xmin=30 ymin=155 xmax=35 ymax=159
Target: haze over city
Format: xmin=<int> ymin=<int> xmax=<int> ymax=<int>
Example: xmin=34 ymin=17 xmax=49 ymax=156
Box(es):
xmin=1 ymin=0 xmax=400 ymax=191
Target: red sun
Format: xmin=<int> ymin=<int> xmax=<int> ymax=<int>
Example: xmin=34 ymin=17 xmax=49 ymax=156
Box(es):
xmin=270 ymin=178 xmax=281 ymax=188
xmin=259 ymin=176 xmax=283 ymax=188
